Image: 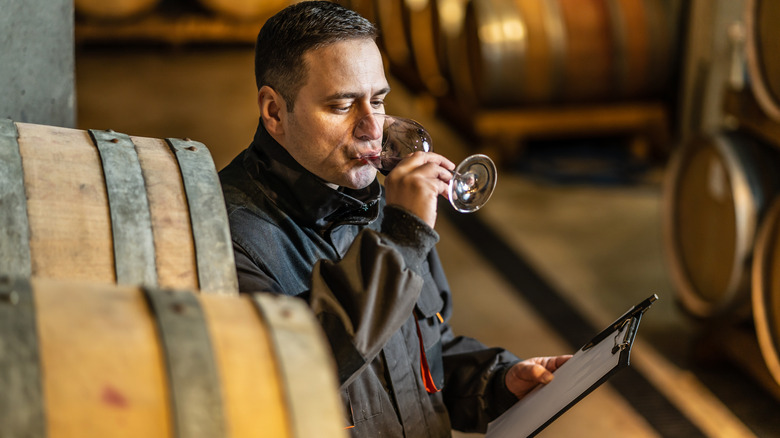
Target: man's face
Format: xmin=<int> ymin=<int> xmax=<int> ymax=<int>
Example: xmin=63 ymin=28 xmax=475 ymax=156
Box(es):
xmin=279 ymin=39 xmax=390 ymax=190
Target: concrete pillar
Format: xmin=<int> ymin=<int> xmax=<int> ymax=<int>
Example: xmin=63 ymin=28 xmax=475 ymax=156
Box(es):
xmin=0 ymin=0 xmax=75 ymax=127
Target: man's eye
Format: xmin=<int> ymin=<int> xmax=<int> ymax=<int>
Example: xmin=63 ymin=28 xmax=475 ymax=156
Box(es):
xmin=371 ymin=100 xmax=385 ymax=108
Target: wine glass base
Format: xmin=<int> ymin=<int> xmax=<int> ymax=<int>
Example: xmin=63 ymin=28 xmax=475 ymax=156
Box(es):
xmin=448 ymin=154 xmax=497 ymax=213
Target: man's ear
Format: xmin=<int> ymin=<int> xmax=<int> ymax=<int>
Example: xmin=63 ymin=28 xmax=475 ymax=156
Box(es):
xmin=258 ymin=85 xmax=286 ymax=142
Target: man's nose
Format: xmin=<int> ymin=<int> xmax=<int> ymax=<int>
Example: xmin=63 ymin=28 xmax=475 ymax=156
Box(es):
xmin=355 ymin=114 xmax=383 ymax=141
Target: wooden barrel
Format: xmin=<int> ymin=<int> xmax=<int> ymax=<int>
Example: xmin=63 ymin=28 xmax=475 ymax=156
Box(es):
xmin=752 ymin=196 xmax=780 ymax=387
xmin=433 ymin=0 xmax=469 ymax=88
xmin=445 ymin=0 xmax=524 ymax=106
xmin=385 ymin=0 xmax=468 ymax=97
xmin=445 ymin=0 xmax=680 ymax=107
xmin=557 ymin=0 xmax=614 ymax=102
xmin=75 ymin=0 xmax=159 ymax=20
xmin=375 ymin=0 xmax=415 ymax=74
xmin=612 ymin=0 xmax=676 ymax=99
xmin=406 ymin=0 xmax=450 ymax=96
xmin=196 ymin=0 xmax=290 ymax=21
xmin=0 ymin=276 xmax=345 ymax=438
xmin=745 ymin=0 xmax=780 ymax=122
xmin=0 ymin=120 xmax=237 ymax=293
xmin=343 ymin=0 xmax=379 ymax=24
xmin=510 ymin=0 xmax=563 ymax=104
xmin=663 ymin=132 xmax=779 ymax=318
xmin=370 ymin=0 xmax=465 ymax=96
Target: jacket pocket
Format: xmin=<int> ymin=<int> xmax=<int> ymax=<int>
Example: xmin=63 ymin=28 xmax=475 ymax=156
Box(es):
xmin=344 ymin=375 xmax=384 ymax=424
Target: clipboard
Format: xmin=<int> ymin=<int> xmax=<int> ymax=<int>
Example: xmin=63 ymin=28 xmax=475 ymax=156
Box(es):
xmin=485 ymin=294 xmax=658 ymax=438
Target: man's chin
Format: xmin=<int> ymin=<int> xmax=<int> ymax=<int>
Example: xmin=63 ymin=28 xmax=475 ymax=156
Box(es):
xmin=344 ymin=167 xmax=378 ymax=190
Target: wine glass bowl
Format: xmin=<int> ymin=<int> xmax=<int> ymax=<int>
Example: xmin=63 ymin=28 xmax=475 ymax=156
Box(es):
xmin=357 ymin=114 xmax=432 ymax=174
xmin=358 ymin=113 xmax=497 ymax=213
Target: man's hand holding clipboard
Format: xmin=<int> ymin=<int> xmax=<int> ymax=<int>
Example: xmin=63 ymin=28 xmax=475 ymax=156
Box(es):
xmin=486 ymin=294 xmax=659 ymax=438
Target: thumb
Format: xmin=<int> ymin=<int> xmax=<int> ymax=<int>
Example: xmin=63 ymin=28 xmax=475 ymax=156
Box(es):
xmin=515 ymin=362 xmax=553 ymax=384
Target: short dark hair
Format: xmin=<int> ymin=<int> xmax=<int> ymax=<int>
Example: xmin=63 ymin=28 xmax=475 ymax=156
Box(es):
xmin=254 ymin=1 xmax=377 ymax=112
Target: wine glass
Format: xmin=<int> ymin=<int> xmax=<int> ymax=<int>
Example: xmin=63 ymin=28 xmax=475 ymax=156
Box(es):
xmin=358 ymin=113 xmax=497 ymax=213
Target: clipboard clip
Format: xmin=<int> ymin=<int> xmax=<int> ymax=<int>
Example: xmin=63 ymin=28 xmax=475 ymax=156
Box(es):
xmin=582 ymin=294 xmax=658 ymax=352
xmin=611 ymin=319 xmax=632 ymax=354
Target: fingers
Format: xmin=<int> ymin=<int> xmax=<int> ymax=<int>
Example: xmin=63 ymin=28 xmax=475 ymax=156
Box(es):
xmin=392 ymin=152 xmax=454 ymax=193
xmin=383 ymin=152 xmax=456 ymax=227
xmin=508 ymin=360 xmax=551 ymax=385
xmin=529 ymin=355 xmax=573 ymax=379
xmin=385 ymin=153 xmax=452 ymax=196
xmin=422 ymin=151 xmax=456 ymax=172
xmin=505 ymin=362 xmax=550 ymax=399
xmin=395 ymin=151 xmax=456 ymax=174
xmin=552 ymin=354 xmax=573 ymax=370
xmin=516 ymin=362 xmax=554 ymax=384
xmin=505 ymin=355 xmax=573 ymax=399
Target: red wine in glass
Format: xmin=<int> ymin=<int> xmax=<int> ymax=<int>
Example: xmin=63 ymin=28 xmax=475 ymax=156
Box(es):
xmin=365 ymin=156 xmax=403 ymax=176
xmin=358 ymin=113 xmax=497 ymax=212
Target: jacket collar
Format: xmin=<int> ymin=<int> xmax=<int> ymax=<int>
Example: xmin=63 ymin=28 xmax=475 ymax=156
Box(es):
xmin=242 ymin=119 xmax=381 ymax=229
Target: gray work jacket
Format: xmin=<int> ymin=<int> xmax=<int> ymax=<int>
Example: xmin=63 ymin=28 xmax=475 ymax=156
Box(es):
xmin=219 ymin=121 xmax=520 ymax=437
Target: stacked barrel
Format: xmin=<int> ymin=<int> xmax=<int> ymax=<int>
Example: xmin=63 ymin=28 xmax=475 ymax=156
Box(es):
xmin=341 ymin=0 xmax=682 ymax=171
xmin=0 ymin=120 xmax=346 ymax=437
xmin=663 ymin=0 xmax=780 ymax=392
xmin=73 ymin=0 xmax=296 ymax=44
xmin=75 ymin=0 xmax=290 ymax=22
xmin=743 ymin=0 xmax=780 ymax=391
xmin=344 ymin=0 xmax=681 ymax=107
xmin=663 ymin=132 xmax=780 ymax=318
xmin=75 ymin=0 xmax=161 ymax=21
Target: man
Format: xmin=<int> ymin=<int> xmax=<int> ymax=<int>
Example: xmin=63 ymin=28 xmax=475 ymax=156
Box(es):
xmin=219 ymin=2 xmax=569 ymax=436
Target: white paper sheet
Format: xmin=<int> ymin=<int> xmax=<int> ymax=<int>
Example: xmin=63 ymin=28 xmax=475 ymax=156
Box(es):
xmin=485 ymin=323 xmax=631 ymax=438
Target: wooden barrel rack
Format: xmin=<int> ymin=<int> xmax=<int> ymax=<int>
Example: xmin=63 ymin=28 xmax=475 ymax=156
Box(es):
xmin=434 ymin=97 xmax=671 ymax=167
xmin=352 ymin=0 xmax=683 ymax=166
xmin=677 ymin=0 xmax=780 ymax=398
